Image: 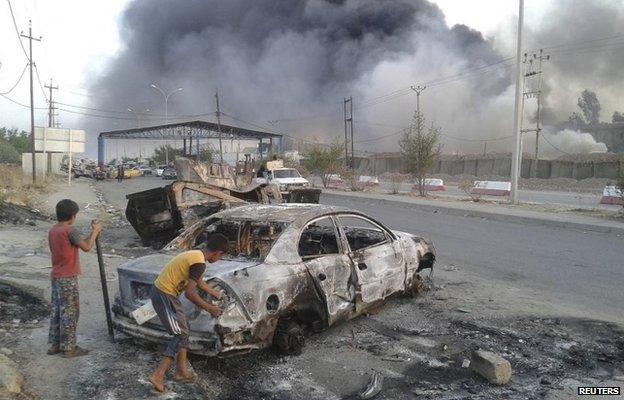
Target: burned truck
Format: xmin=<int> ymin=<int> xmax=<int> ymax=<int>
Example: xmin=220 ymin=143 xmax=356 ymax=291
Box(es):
xmin=178 ymin=157 xmax=321 ymax=204
xmin=126 ymin=181 xmax=280 ymax=248
xmin=112 ymin=204 xmax=436 ymax=356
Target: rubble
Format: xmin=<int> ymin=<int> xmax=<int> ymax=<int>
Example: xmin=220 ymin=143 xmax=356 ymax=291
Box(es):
xmin=0 ymin=354 xmax=23 ymax=394
xmin=360 ymin=371 xmax=383 ymax=399
xmin=470 ymin=350 xmax=512 ymax=385
xmin=0 ymin=201 xmax=49 ymax=225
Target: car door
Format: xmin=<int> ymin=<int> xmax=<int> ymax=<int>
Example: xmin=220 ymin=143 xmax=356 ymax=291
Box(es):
xmin=337 ymin=214 xmax=405 ymax=307
xmin=299 ymin=216 xmax=355 ymax=326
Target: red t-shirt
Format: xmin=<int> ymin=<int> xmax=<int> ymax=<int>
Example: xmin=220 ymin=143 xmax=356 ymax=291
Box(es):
xmin=48 ymin=224 xmax=81 ymax=278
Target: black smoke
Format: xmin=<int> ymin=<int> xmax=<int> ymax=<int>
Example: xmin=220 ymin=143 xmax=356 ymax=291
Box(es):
xmin=86 ymin=0 xmax=508 ymax=153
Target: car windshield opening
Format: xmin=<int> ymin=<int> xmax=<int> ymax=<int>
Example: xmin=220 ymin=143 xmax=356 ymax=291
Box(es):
xmin=195 ymin=218 xmax=286 ymax=261
xmin=273 ymin=169 xmax=300 ymax=178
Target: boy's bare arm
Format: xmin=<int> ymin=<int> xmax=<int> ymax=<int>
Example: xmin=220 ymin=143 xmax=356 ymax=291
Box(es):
xmin=196 ymin=279 xmax=223 ymax=299
xmin=184 ymin=280 xmax=223 ymax=317
xmin=76 ymin=222 xmax=102 ymax=252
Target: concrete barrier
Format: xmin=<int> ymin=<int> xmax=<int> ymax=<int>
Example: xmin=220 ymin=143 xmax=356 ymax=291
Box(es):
xmin=359 ymin=175 xmax=380 ymax=188
xmin=472 ymin=181 xmax=511 ymax=197
xmin=327 ymin=174 xmax=346 ymax=189
xmin=412 ymin=178 xmax=445 ymax=192
xmin=599 ymin=186 xmax=623 ymax=205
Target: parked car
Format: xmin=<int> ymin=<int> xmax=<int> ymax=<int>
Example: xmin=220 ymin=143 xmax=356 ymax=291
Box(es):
xmin=155 ymin=165 xmax=167 ymax=177
xmin=161 ymin=166 xmax=177 ymax=180
xmin=138 ymin=165 xmax=153 ymax=176
xmin=112 ymin=204 xmax=436 ymax=356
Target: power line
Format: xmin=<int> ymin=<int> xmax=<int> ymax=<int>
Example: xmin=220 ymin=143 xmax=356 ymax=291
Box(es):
xmin=540 ymin=133 xmax=572 ymax=156
xmin=0 ymin=63 xmax=28 ymax=95
xmin=6 ymin=0 xmax=29 ymax=60
xmin=33 ymin=64 xmax=48 ymax=102
xmin=0 ymin=93 xmax=47 ymax=109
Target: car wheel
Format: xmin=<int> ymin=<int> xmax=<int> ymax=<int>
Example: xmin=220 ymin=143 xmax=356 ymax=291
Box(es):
xmin=273 ymin=318 xmax=305 ymax=356
xmin=408 ymin=273 xmax=425 ymax=298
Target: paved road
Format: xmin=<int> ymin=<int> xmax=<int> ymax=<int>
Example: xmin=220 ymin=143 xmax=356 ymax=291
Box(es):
xmin=321 ymin=193 xmax=624 ymax=322
xmin=100 ymin=176 xmax=624 ymax=322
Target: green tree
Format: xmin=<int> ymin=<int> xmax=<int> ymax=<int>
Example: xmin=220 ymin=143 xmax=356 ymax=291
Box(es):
xmin=577 ymin=89 xmax=601 ymax=125
xmin=152 ymin=145 xmax=184 ymax=164
xmin=0 ymin=139 xmax=21 ymax=164
xmin=303 ymin=142 xmax=343 ymax=188
xmin=612 ymin=111 xmax=624 ymax=123
xmin=400 ymin=111 xmax=442 ymax=196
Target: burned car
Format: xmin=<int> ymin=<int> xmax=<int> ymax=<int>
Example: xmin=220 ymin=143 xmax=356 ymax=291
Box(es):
xmin=112 ymin=204 xmax=435 ymax=356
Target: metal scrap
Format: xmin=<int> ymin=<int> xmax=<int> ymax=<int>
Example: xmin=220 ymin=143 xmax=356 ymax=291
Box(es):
xmin=360 ymin=371 xmax=383 ymax=399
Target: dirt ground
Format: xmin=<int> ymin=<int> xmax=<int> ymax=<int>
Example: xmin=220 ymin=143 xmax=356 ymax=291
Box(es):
xmin=0 ymin=177 xmax=622 ymax=399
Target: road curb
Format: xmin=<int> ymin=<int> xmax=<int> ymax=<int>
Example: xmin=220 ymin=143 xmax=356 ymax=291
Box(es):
xmin=321 ymin=191 xmax=624 ymax=236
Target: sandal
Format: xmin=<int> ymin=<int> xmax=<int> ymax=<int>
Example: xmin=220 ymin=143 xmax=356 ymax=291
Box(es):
xmin=61 ymin=346 xmax=90 ymax=358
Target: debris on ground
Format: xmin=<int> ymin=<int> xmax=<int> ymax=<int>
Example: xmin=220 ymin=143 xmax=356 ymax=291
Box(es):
xmin=0 ymin=353 xmax=23 ymax=394
xmin=359 ymin=371 xmax=383 ymax=399
xmin=470 ymin=350 xmax=512 ymax=385
xmin=0 ymin=202 xmax=49 ymax=225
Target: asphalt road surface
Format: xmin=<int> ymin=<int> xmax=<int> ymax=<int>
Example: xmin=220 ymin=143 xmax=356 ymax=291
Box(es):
xmin=101 ymin=176 xmax=623 ymax=322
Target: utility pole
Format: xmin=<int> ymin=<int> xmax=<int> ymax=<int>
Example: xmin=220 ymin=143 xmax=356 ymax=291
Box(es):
xmin=411 ymin=85 xmax=427 ymax=189
xmin=410 ymin=85 xmax=427 ymax=138
xmin=20 ymin=21 xmax=41 ymax=184
xmin=44 ymin=79 xmax=58 ymax=128
xmin=215 ymin=89 xmax=223 ymax=164
xmin=521 ymin=50 xmax=550 ymax=178
xmin=510 ymin=0 xmax=524 ymax=204
xmin=343 ymin=96 xmax=353 ymax=168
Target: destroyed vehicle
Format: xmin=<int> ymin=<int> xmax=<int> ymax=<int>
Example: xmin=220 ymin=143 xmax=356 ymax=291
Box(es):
xmin=254 ymin=160 xmax=320 ymax=203
xmin=125 ymin=181 xmax=281 ymax=248
xmin=112 ymin=204 xmax=436 ymax=356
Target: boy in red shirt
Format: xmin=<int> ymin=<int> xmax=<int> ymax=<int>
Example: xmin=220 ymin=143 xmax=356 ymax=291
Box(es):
xmin=47 ymin=199 xmax=102 ymax=358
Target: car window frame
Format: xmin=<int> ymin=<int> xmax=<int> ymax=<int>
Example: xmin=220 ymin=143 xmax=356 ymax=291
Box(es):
xmin=336 ymin=213 xmax=392 ymax=253
xmin=297 ymin=215 xmax=343 ymax=261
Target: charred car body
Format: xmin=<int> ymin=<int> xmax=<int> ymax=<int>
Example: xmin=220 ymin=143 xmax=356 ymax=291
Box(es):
xmin=113 ymin=204 xmax=435 ymax=356
xmin=126 ymin=181 xmax=281 ymax=248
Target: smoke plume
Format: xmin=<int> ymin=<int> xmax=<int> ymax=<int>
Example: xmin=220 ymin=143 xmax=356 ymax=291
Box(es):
xmin=85 ymin=0 xmax=624 ymax=157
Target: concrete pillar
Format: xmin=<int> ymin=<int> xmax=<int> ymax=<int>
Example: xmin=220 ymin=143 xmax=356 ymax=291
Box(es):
xmin=259 ymin=138 xmax=263 ymax=160
xmin=97 ymin=135 xmax=105 ymax=167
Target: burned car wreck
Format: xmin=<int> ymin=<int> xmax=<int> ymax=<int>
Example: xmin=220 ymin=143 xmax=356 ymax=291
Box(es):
xmin=112 ymin=204 xmax=436 ymax=356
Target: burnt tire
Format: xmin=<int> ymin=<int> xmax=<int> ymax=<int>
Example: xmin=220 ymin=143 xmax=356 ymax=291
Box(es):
xmin=408 ymin=273 xmax=425 ymax=298
xmin=273 ymin=319 xmax=305 ymax=356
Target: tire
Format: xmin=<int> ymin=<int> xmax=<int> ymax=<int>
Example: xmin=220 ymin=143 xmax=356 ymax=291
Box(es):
xmin=408 ymin=273 xmax=425 ymax=298
xmin=273 ymin=319 xmax=305 ymax=356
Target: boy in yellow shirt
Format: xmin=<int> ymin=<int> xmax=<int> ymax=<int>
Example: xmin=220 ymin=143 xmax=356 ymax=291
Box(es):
xmin=149 ymin=234 xmax=228 ymax=392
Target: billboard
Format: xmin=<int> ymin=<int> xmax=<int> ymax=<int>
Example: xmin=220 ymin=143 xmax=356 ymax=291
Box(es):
xmin=34 ymin=127 xmax=86 ymax=153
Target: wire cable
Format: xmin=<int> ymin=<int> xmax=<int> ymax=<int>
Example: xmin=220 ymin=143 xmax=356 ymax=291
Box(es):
xmin=0 ymin=63 xmax=28 ymax=95
xmin=6 ymin=0 xmax=29 ymax=60
xmin=540 ymin=133 xmax=573 ymax=155
xmin=34 ymin=64 xmax=49 ymax=102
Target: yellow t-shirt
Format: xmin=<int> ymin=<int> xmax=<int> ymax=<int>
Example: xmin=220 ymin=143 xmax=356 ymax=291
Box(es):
xmin=154 ymin=250 xmax=206 ymax=297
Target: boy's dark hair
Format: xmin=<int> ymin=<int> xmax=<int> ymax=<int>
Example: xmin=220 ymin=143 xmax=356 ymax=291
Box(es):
xmin=205 ymin=233 xmax=229 ymax=253
xmin=55 ymin=199 xmax=79 ymax=222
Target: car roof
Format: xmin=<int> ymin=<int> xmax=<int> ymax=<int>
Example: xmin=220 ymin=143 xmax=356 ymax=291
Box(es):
xmin=211 ymin=203 xmax=352 ymax=223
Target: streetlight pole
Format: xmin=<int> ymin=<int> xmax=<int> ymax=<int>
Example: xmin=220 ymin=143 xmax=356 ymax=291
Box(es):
xmin=150 ymin=84 xmax=183 ymax=164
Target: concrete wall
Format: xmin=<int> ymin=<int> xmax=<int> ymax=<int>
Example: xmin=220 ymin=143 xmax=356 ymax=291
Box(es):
xmin=22 ymin=153 xmax=66 ymax=176
xmin=354 ymin=154 xmax=622 ymax=180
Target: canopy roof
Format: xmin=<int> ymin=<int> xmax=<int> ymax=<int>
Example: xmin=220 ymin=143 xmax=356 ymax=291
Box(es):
xmin=99 ymin=120 xmax=281 ymax=141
